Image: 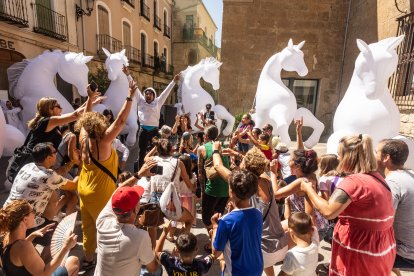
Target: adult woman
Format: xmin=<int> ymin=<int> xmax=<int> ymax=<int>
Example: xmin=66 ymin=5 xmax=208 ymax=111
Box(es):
xmin=7 ymin=96 xmax=93 ymax=183
xmin=172 ymin=113 xmax=192 ymax=148
xmin=149 ymin=139 xmax=195 ymax=233
xmin=300 ymin=134 xmax=396 ymax=275
xmin=272 ymin=149 xmax=328 ymax=237
xmin=212 ymin=144 xmax=288 ymax=276
xmin=75 ymin=79 xmax=137 ymax=268
xmin=0 ymin=199 xmax=79 ymax=276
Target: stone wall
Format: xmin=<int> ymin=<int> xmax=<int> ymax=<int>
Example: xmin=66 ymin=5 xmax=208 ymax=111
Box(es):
xmin=220 ymin=0 xmax=349 ymax=140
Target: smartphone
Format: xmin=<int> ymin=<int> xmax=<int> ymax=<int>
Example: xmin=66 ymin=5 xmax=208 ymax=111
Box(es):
xmin=90 ymin=80 xmax=98 ymax=92
xmin=150 ymin=165 xmax=163 ymax=175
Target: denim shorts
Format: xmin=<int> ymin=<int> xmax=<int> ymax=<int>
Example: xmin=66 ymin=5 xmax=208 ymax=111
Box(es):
xmin=394 ymin=254 xmax=414 ymax=268
xmin=52 ymin=266 xmax=68 ymax=276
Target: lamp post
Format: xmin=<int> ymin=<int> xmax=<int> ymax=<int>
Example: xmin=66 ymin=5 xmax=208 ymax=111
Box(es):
xmin=75 ymin=0 xmax=95 ymax=21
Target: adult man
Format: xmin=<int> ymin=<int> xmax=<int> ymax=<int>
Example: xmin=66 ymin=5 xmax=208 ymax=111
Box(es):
xmin=127 ymin=69 xmax=180 ymax=170
xmin=94 ymin=160 xmax=158 ymax=275
xmin=3 ymin=100 xmax=25 ymax=132
xmin=203 ymin=103 xmax=215 ymax=124
xmin=4 ymin=142 xmax=77 ymax=247
xmin=197 ymin=125 xmax=229 ymax=252
xmin=376 ymin=139 xmax=414 ymax=275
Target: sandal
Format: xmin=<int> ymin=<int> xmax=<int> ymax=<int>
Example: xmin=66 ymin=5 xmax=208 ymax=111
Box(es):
xmin=204 ymin=243 xmax=212 ymax=253
xmin=82 ymin=260 xmax=96 ymax=270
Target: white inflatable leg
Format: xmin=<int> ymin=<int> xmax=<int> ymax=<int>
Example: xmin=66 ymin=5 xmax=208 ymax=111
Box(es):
xmin=326 ymin=130 xmax=353 ymax=155
xmin=269 ymin=107 xmax=291 ymax=144
xmin=213 ymin=105 xmax=235 ymax=136
xmin=3 ymin=125 xmax=25 ymax=156
xmin=125 ymin=117 xmax=139 ymax=147
xmin=393 ymin=135 xmax=414 ymax=170
xmin=294 ymin=108 xmax=325 ymax=148
xmin=92 ymin=103 xmax=108 ymax=114
xmin=0 ymin=109 xmax=5 ymax=157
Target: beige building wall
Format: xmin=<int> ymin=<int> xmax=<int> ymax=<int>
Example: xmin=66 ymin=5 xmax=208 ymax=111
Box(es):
xmin=220 ymin=0 xmax=349 ymax=139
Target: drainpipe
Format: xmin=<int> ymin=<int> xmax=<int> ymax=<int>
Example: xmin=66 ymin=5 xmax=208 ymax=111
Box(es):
xmin=64 ymin=0 xmax=70 ymax=51
xmin=337 ymin=0 xmax=352 ymax=106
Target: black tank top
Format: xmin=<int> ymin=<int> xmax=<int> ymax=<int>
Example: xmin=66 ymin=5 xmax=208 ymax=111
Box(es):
xmin=1 ymin=240 xmax=32 ymax=276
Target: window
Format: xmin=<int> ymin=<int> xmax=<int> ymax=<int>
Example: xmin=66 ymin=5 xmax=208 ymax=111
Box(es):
xmin=185 ymin=15 xmax=193 ymax=28
xmin=388 ymin=13 xmax=414 ymax=110
xmin=282 ymin=78 xmax=319 ymax=114
xmin=98 ymin=5 xmax=110 ymax=34
xmin=153 ymin=41 xmax=158 ymax=57
xmin=123 ymin=21 xmax=131 ymax=46
xmin=188 ymin=49 xmax=198 ymax=65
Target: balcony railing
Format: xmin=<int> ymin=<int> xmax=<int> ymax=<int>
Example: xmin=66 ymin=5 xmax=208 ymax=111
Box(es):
xmin=0 ymin=0 xmax=29 ymax=27
xmin=141 ymin=53 xmax=154 ymax=68
xmin=121 ymin=0 xmax=134 ymax=8
xmin=97 ymin=34 xmax=122 ymax=56
xmin=140 ymin=1 xmax=150 ymax=21
xmin=182 ymin=27 xmax=218 ymax=57
xmin=124 ymin=45 xmax=141 ymax=65
xmin=164 ymin=24 xmax=171 ymax=38
xmin=32 ymin=3 xmax=67 ymax=41
xmin=154 ymin=14 xmax=161 ymax=30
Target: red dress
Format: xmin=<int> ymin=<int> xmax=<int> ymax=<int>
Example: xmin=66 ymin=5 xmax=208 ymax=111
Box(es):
xmin=330 ymin=172 xmax=396 ymax=276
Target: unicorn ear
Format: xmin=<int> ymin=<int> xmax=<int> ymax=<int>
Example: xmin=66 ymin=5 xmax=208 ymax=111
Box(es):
xmin=74 ymin=53 xmax=83 ymax=64
xmin=120 ymin=49 xmax=126 ymax=56
xmin=288 ymin=38 xmax=294 ymax=49
xmin=296 ymin=41 xmax=305 ymax=50
xmin=102 ymin=48 xmax=111 ymax=57
xmin=387 ymin=35 xmax=405 ymax=51
xmin=356 ymin=39 xmax=370 ymax=54
xmin=217 ymin=62 xmax=223 ymax=68
xmin=82 ymin=55 xmax=93 ymax=64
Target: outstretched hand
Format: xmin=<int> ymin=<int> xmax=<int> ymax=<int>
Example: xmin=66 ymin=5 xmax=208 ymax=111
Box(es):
xmin=295 ymin=116 xmax=303 ymax=132
xmin=122 ymin=65 xmax=130 ymax=76
xmin=26 ymin=223 xmax=55 ymax=242
xmin=137 ymin=158 xmax=157 ymax=178
xmin=173 ymin=73 xmax=181 ymax=83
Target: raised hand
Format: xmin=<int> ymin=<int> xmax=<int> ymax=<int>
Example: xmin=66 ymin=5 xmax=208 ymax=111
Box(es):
xmin=212 ymin=141 xmax=222 ymax=151
xmin=122 ymin=64 xmax=130 ymax=76
xmin=295 ymin=116 xmax=303 ymax=132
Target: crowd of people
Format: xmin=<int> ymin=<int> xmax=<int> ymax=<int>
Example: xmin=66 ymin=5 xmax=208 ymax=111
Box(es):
xmin=0 ymin=66 xmax=413 ymax=276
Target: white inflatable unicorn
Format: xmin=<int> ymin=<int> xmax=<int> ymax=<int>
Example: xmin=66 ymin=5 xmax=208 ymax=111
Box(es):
xmin=327 ymin=35 xmax=414 ymax=169
xmin=93 ymin=48 xmax=138 ymax=147
xmin=8 ymin=50 xmax=92 ymax=134
xmin=2 ymin=50 xmax=92 ymax=157
xmin=253 ymin=39 xmax=325 ymax=148
xmin=177 ymin=57 xmax=235 ymax=136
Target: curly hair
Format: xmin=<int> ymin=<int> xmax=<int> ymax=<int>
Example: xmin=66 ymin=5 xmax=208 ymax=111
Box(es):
xmin=292 ymin=149 xmax=318 ymax=175
xmin=243 ymin=147 xmax=269 ymax=177
xmin=75 ymin=112 xmax=109 ymax=139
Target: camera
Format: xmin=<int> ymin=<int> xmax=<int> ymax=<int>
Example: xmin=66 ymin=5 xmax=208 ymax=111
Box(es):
xmin=90 ymin=80 xmax=98 ymax=92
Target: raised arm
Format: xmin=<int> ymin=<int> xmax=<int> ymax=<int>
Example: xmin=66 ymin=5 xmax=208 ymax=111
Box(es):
xmin=171 ymin=115 xmax=180 ymax=134
xmin=295 ymin=117 xmax=304 ymax=150
xmin=197 ymin=146 xmax=206 ymax=191
xmin=157 ymin=74 xmax=180 ymax=105
xmin=102 ymin=80 xmax=137 ymax=144
xmin=212 ymin=141 xmax=231 ymax=182
xmin=301 ymin=180 xmax=351 ymax=220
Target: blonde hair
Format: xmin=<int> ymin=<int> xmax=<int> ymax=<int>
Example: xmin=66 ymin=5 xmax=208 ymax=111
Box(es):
xmin=27 ymin=97 xmax=57 ymax=129
xmin=243 ymin=147 xmax=269 ymax=176
xmin=75 ymin=112 xmax=109 ymax=139
xmin=337 ymin=134 xmax=377 ymax=174
xmin=0 ymin=200 xmax=32 ymax=245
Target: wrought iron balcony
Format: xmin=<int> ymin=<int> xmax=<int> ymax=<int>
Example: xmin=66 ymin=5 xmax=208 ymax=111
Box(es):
xmin=121 ymin=0 xmax=134 ymax=8
xmin=154 ymin=14 xmax=161 ymax=30
xmin=0 ymin=0 xmax=29 ymax=27
xmin=141 ymin=53 xmax=154 ymax=68
xmin=182 ymin=27 xmax=218 ymax=57
xmin=124 ymin=45 xmax=141 ymax=65
xmin=96 ymin=34 xmax=122 ymax=56
xmin=164 ymin=24 xmax=171 ymax=38
xmin=140 ymin=1 xmax=150 ymax=21
xmin=32 ymin=3 xmax=67 ymax=41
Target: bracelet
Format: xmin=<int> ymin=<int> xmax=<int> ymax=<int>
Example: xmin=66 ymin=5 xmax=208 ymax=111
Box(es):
xmin=126 ymin=97 xmax=133 ymax=102
xmin=212 ymin=150 xmax=220 ymax=155
xmin=133 ymin=172 xmax=141 ymax=180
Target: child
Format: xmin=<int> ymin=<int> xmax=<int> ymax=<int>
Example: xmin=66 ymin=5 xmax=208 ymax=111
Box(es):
xmin=318 ymin=154 xmax=341 ymax=200
xmin=211 ymin=170 xmax=263 ymax=276
xmin=248 ymin=131 xmax=273 ymax=160
xmin=279 ymin=212 xmax=319 ymax=276
xmin=156 ymin=222 xmax=214 ymax=275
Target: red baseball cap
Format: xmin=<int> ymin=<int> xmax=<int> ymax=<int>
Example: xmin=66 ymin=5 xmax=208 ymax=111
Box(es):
xmin=111 ymin=186 xmax=144 ymax=215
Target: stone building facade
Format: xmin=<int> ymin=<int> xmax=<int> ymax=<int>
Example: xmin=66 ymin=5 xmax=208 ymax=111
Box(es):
xmin=220 ymin=0 xmax=414 ymax=140
xmin=0 ymin=0 xmax=174 ymax=104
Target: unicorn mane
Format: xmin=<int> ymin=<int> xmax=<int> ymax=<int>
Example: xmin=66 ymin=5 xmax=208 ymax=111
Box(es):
xmin=200 ymin=57 xmax=222 ymax=68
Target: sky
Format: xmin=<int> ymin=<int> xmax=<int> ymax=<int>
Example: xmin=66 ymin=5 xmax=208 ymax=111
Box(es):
xmin=201 ymin=0 xmax=223 ymax=48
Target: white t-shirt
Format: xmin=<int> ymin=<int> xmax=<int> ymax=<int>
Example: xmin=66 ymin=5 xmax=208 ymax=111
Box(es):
xmin=278 ymin=152 xmax=292 ymax=178
xmin=138 ymin=177 xmax=151 ymax=204
xmin=4 ymin=163 xmax=67 ymax=227
xmin=280 ymin=227 xmax=319 ymax=276
xmin=95 ymin=199 xmax=155 ymax=276
xmin=318 ymin=175 xmax=343 ymax=196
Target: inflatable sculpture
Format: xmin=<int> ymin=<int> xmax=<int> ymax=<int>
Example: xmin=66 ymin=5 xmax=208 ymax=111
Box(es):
xmin=253 ymin=39 xmax=324 ymax=148
xmin=327 ymin=36 xmax=414 ymax=169
xmin=93 ymin=48 xmax=138 ymax=147
xmin=178 ymin=57 xmax=235 ymax=136
xmin=8 ymin=50 xmax=92 ymax=134
xmin=0 ymin=107 xmax=25 ymax=157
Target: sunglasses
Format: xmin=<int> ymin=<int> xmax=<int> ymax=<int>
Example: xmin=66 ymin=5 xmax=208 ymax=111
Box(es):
xmin=53 ymin=104 xmax=62 ymax=109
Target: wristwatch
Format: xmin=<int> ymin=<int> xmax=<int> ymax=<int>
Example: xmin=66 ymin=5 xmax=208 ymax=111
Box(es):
xmin=212 ymin=150 xmax=220 ymax=155
xmin=126 ymin=96 xmax=133 ymax=102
